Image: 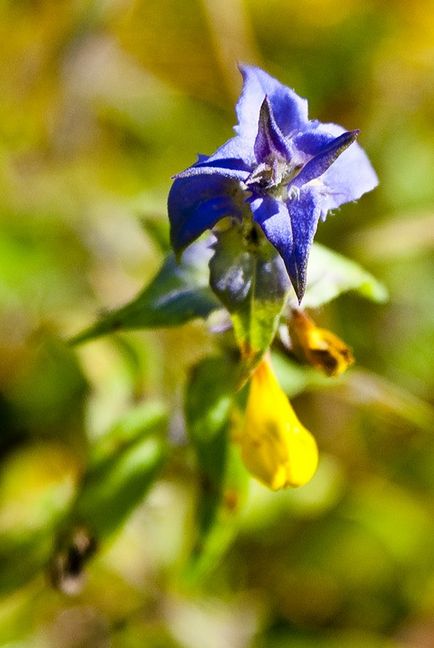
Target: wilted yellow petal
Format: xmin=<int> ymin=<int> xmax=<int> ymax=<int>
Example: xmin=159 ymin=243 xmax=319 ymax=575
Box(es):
xmin=290 ymin=310 xmax=354 ymax=376
xmin=240 ymin=357 xmax=318 ymax=490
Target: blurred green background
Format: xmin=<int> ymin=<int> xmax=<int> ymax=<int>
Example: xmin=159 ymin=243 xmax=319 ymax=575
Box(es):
xmin=1 ymin=1 xmax=434 ymax=646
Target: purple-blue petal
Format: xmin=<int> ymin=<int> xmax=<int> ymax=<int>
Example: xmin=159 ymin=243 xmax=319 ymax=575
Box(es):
xmin=254 ymin=97 xmax=291 ymax=162
xmin=199 ymin=135 xmax=255 ymax=170
xmin=168 ymin=174 xmax=244 ymax=253
xmin=290 ymin=130 xmax=359 ymax=189
xmin=285 ymin=188 xmax=321 ymax=301
xmin=174 ymin=165 xmax=250 ymax=182
xmin=293 ymin=122 xmax=378 ymax=211
xmin=320 ymin=140 xmax=379 ymax=211
xmin=249 ymin=195 xmax=299 ymax=294
xmin=235 ymin=65 xmax=308 ymax=142
xmin=293 ymin=121 xmax=344 ymax=157
xmin=250 ymin=196 xmax=292 ymax=255
xmin=251 ymin=190 xmax=321 ymax=302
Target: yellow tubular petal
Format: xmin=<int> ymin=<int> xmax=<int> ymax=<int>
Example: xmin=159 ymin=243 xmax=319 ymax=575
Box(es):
xmin=240 ymin=357 xmax=318 ymax=490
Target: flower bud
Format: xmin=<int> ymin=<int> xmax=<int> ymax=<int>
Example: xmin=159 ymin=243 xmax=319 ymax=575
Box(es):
xmin=239 ymin=357 xmax=318 ymax=490
xmin=289 ymin=310 xmax=354 ymax=377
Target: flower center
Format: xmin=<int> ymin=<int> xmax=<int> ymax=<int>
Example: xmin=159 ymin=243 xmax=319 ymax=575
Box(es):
xmin=245 ymin=156 xmax=303 ymax=199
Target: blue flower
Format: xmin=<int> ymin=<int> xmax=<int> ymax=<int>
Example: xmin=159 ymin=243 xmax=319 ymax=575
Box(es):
xmin=168 ymin=65 xmax=378 ymax=302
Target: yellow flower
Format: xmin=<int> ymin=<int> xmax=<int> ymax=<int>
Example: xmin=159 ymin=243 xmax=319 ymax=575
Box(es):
xmin=239 ymin=357 xmax=318 ymax=490
xmin=289 ymin=309 xmax=354 ymax=377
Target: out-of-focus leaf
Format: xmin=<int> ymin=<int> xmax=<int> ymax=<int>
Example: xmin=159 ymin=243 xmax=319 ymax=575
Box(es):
xmin=0 ymin=442 xmax=80 ymax=595
xmin=347 ymin=210 xmax=434 ymax=262
xmin=210 ymin=227 xmax=290 ymax=371
xmin=0 ymin=531 xmax=54 ymax=596
xmin=89 ymin=400 xmax=167 ymax=465
xmin=70 ymin=239 xmax=220 ymax=345
xmin=184 ymin=356 xmax=247 ymax=579
xmin=341 ymin=369 xmax=434 ymax=433
xmin=257 ymin=629 xmax=400 ymax=648
xmin=343 ymin=478 xmax=432 ymax=564
xmin=74 ymin=436 xmax=165 ymax=539
xmin=0 ymin=219 xmax=90 ymax=315
xmin=300 ymin=244 xmax=388 ymax=309
xmin=72 ymin=403 xmax=168 ymax=539
xmin=3 ymin=336 xmax=88 ymax=451
xmin=140 ymin=214 xmax=171 ymax=253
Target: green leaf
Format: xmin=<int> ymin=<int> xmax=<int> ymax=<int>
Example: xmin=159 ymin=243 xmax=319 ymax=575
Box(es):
xmin=0 ymin=530 xmax=54 ymax=596
xmin=302 ymin=243 xmax=388 ymax=309
xmin=185 ymin=357 xmax=236 ymax=535
xmin=185 ymin=445 xmax=247 ymax=583
xmin=70 ymin=239 xmax=220 ymax=345
xmin=184 ymin=356 xmax=247 ymax=579
xmin=72 ymin=403 xmax=168 ymax=539
xmin=89 ymin=400 xmax=167 ymax=466
xmin=209 ymin=226 xmax=290 ymax=369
